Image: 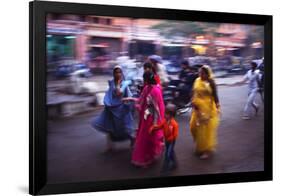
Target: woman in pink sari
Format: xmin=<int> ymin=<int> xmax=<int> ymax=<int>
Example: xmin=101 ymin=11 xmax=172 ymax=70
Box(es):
xmin=123 ymin=71 xmax=165 ymax=167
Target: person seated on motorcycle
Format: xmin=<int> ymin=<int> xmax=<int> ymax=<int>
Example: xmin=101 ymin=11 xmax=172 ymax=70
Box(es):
xmin=177 ymin=60 xmax=197 ymax=105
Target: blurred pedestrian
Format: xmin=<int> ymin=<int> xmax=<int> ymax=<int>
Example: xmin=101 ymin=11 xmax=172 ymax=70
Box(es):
xmin=149 ymin=104 xmax=179 ymax=171
xmin=190 ymin=65 xmax=220 ymax=159
xmin=123 ymin=71 xmax=165 ymax=168
xmin=178 ymin=60 xmax=198 ymax=105
xmin=91 ymin=65 xmax=135 ymax=152
xmin=257 ymin=58 xmax=264 ymax=103
xmin=143 ymin=62 xmax=161 ymax=88
xmin=149 ymin=55 xmax=169 ymax=86
xmin=231 ymin=61 xmax=262 ymax=120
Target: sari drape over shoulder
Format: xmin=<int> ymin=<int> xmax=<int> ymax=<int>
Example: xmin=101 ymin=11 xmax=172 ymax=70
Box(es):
xmin=132 ymin=85 xmax=165 ymax=167
xmin=190 ymin=77 xmax=220 ymax=153
xmin=92 ymin=80 xmax=135 ymax=141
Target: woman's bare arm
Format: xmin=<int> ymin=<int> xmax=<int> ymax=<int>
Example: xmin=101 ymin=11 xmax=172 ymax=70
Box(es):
xmin=122 ymin=97 xmax=139 ymax=102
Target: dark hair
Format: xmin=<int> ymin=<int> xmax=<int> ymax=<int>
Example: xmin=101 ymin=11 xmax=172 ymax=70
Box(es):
xmin=143 ymin=71 xmax=156 ymax=85
xmin=143 ymin=62 xmax=157 ymax=74
xmin=143 ymin=62 xmax=153 ymax=70
xmin=165 ymin=104 xmax=176 ymax=117
xmin=113 ymin=67 xmax=123 ymax=80
xmin=200 ymin=66 xmax=209 ymax=78
xmin=150 ymin=59 xmax=157 ymax=65
xmin=181 ymin=60 xmax=190 ymax=67
xmin=200 ymin=66 xmax=219 ymax=105
xmin=113 ymin=67 xmax=122 ymax=74
xmin=251 ymin=61 xmax=258 ymax=68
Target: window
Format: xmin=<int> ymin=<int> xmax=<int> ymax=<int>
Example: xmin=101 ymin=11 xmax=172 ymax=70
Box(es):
xmin=106 ymin=18 xmax=112 ymax=25
xmin=93 ymin=17 xmax=99 ymax=24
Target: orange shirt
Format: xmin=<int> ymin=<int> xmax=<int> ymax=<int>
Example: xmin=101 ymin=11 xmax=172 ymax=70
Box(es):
xmin=150 ymin=118 xmax=179 ymax=142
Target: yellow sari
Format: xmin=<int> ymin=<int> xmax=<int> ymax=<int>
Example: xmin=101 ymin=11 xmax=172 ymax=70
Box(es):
xmin=190 ymin=76 xmax=219 ymax=154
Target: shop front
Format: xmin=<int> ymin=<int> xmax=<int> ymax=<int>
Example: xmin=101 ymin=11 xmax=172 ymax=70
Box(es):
xmin=47 ymin=25 xmax=85 ymax=73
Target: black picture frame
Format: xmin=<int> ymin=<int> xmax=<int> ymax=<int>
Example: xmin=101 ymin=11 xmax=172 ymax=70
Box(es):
xmin=29 ymin=0 xmax=273 ymax=195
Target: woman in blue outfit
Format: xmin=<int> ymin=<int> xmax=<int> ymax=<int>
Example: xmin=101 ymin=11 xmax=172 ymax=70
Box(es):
xmin=91 ymin=65 xmax=135 ymax=151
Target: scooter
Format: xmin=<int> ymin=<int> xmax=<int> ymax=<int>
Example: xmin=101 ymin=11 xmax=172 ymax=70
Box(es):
xmin=163 ymin=79 xmax=194 ymax=115
xmin=163 ymin=66 xmax=199 ymax=115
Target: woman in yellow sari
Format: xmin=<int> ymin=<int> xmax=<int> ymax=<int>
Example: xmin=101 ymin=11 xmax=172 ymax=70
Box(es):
xmin=190 ymin=65 xmax=220 ymax=159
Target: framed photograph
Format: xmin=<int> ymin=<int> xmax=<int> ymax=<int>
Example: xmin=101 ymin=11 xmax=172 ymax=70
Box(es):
xmin=29 ymin=0 xmax=272 ymax=195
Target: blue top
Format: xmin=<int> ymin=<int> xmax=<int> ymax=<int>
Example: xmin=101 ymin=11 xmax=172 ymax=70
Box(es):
xmin=104 ymin=80 xmax=132 ymax=107
xmin=92 ymin=79 xmax=135 ymax=141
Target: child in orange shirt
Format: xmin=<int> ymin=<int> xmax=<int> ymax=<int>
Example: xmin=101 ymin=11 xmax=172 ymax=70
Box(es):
xmin=149 ymin=104 xmax=179 ymax=170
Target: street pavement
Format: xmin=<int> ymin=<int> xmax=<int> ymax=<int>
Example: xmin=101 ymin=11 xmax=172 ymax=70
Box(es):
xmin=47 ymin=84 xmax=264 ymax=184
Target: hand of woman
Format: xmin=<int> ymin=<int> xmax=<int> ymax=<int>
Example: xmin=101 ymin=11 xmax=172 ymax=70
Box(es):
xmin=148 ymin=126 xmax=155 ymax=134
xmin=116 ymin=88 xmax=123 ymax=97
xmin=192 ymin=102 xmax=199 ymax=111
xmin=199 ymin=113 xmax=210 ymax=124
xmin=122 ymin=97 xmax=136 ymax=102
xmin=122 ymin=97 xmax=131 ymax=102
xmin=216 ymin=103 xmax=221 ymax=116
xmin=117 ymin=79 xmax=122 ymax=85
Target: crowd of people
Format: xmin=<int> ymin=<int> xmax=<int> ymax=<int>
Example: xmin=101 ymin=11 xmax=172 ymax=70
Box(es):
xmin=90 ymin=55 xmax=263 ymax=171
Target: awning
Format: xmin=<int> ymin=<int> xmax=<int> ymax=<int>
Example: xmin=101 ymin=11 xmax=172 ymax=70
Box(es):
xmin=88 ymin=44 xmax=108 ymax=48
xmin=214 ymin=40 xmax=245 ymax=47
xmin=47 ymin=27 xmax=82 ymax=35
xmin=86 ymin=30 xmax=124 ymax=38
xmin=162 ymin=43 xmax=187 ymax=47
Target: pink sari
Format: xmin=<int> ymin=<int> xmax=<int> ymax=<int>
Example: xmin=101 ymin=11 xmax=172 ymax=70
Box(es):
xmin=132 ymin=84 xmax=164 ymax=167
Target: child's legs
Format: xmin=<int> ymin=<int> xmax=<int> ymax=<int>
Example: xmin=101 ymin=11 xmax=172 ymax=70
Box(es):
xmin=164 ymin=142 xmax=170 ymax=160
xmin=170 ymin=141 xmax=176 ymax=162
xmin=165 ymin=141 xmax=175 ymax=163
